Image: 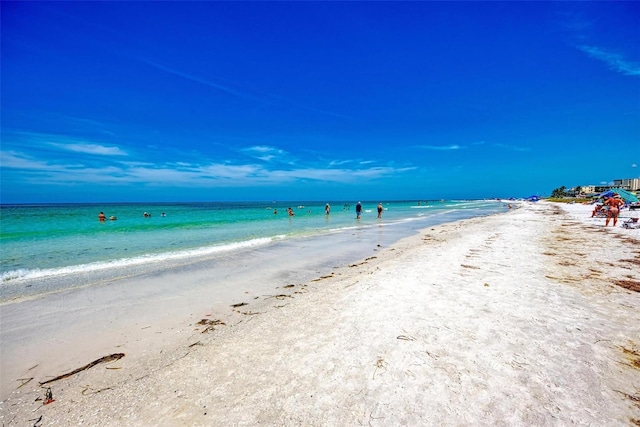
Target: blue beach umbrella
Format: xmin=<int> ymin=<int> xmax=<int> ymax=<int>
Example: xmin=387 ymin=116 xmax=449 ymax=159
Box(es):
xmin=596 ymin=190 xmax=614 ymax=199
xmin=594 ymin=190 xmax=614 ymax=203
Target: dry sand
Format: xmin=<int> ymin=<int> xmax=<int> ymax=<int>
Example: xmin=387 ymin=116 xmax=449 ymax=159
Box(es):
xmin=1 ymin=201 xmax=639 ymax=426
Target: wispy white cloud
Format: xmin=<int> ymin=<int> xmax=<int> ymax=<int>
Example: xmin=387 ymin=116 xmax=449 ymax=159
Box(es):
xmin=4 ymin=131 xmax=128 ymax=156
xmin=632 ymin=163 xmax=638 ymax=168
xmin=139 ymin=59 xmax=347 ymax=119
xmin=141 ymin=59 xmax=260 ymax=101
xmin=419 ymin=145 xmax=462 ymax=151
xmin=49 ymin=142 xmax=128 ymax=156
xmin=1 ymin=129 xmax=412 ymax=189
xmin=577 ymin=45 xmax=640 ymax=76
xmin=558 ymin=6 xmax=639 ymax=77
xmin=493 ymin=143 xmax=531 ymax=152
xmin=328 ymin=159 xmax=354 ymax=167
xmin=560 ymin=13 xmax=593 ymax=38
xmin=60 ymin=115 xmax=117 ymax=137
xmin=0 ymin=147 xmax=413 ymax=188
xmin=266 ymin=165 xmax=416 ymax=183
xmin=0 ymin=150 xmax=66 ymax=171
xmin=241 ymin=145 xmax=290 ymax=163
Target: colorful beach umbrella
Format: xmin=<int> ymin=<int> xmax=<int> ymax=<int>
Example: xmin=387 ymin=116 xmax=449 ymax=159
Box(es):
xmin=598 ymin=188 xmax=639 ymax=203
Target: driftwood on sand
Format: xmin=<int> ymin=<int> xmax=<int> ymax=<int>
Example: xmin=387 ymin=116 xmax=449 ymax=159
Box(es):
xmin=39 ymin=353 xmax=125 ymax=386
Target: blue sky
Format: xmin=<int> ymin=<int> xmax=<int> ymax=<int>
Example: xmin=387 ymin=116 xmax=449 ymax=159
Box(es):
xmin=1 ymin=1 xmax=639 ymax=203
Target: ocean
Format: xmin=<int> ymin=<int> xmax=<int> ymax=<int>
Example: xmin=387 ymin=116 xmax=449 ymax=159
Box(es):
xmin=0 ymin=200 xmax=507 ymax=302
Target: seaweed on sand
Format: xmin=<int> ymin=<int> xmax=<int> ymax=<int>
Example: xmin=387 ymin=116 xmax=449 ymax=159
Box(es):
xmin=39 ymin=353 xmax=125 ymax=385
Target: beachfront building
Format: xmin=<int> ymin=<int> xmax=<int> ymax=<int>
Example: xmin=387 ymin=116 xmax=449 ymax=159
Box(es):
xmin=580 ymin=185 xmax=596 ymax=194
xmin=577 ymin=177 xmax=640 ymax=195
xmin=613 ymin=177 xmax=640 ymax=191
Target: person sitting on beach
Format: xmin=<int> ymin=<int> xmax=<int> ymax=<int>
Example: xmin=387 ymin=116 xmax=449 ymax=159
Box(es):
xmin=98 ymin=211 xmax=106 ymax=221
xmin=591 ymin=204 xmax=603 ymax=217
xmin=604 ymin=194 xmax=624 ymax=226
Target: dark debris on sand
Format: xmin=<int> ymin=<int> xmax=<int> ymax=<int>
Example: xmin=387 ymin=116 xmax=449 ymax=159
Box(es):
xmin=614 ymin=280 xmax=640 ymax=292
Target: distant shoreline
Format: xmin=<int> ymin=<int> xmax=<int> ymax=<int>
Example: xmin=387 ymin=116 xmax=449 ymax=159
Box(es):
xmin=0 ymin=198 xmax=504 ymax=208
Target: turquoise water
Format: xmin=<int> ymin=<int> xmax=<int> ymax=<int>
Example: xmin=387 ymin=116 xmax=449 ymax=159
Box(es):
xmin=0 ymin=200 xmax=506 ymax=285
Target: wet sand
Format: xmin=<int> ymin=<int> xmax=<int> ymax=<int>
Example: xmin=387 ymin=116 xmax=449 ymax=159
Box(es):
xmin=1 ymin=201 xmax=639 ymax=425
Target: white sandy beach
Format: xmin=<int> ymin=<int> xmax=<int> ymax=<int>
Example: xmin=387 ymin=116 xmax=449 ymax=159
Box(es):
xmin=1 ymin=201 xmax=639 ymax=426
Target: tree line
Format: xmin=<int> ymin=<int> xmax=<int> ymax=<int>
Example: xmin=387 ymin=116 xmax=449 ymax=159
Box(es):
xmin=550 ymin=186 xmax=583 ymax=198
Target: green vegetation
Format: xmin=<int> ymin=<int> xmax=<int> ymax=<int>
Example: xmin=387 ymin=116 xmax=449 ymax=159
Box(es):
xmin=546 ymin=197 xmax=592 ymax=204
xmin=549 ymin=185 xmax=592 ymax=203
xmin=550 ymin=186 xmax=567 ymax=198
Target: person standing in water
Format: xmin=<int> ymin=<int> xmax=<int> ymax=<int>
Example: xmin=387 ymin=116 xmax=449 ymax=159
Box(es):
xmin=377 ymin=203 xmax=383 ymax=218
xmin=325 ymin=204 xmax=331 ymax=215
xmin=356 ymin=202 xmax=362 ymax=219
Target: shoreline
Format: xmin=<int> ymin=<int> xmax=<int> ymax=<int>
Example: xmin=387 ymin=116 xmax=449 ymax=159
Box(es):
xmin=0 ymin=209 xmax=482 ymax=401
xmin=1 ymin=202 xmax=503 ymax=303
xmin=1 ymin=201 xmax=639 ymax=425
xmin=0 ymin=200 xmax=503 ymax=285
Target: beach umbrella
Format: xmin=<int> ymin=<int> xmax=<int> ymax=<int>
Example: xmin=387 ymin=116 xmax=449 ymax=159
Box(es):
xmin=609 ymin=188 xmax=639 ymax=202
xmin=596 ymin=190 xmax=614 ymax=199
xmin=597 ymin=188 xmax=639 ymax=203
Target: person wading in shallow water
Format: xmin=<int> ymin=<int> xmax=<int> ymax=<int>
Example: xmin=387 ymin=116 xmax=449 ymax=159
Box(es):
xmin=356 ymin=202 xmax=362 ymax=219
xmin=605 ymin=193 xmax=625 ymax=227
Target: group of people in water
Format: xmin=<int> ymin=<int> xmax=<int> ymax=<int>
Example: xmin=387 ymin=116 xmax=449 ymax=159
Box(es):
xmin=272 ymin=207 xmax=297 ymax=216
xmin=271 ymin=202 xmax=385 ymax=219
xmin=102 ymin=203 xmax=387 ymax=222
xmin=356 ymin=202 xmax=384 ymax=219
xmin=98 ymin=212 xmax=116 ymax=221
xmin=142 ymin=212 xmax=165 ymax=217
xmin=99 ymin=211 xmax=166 ymax=221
